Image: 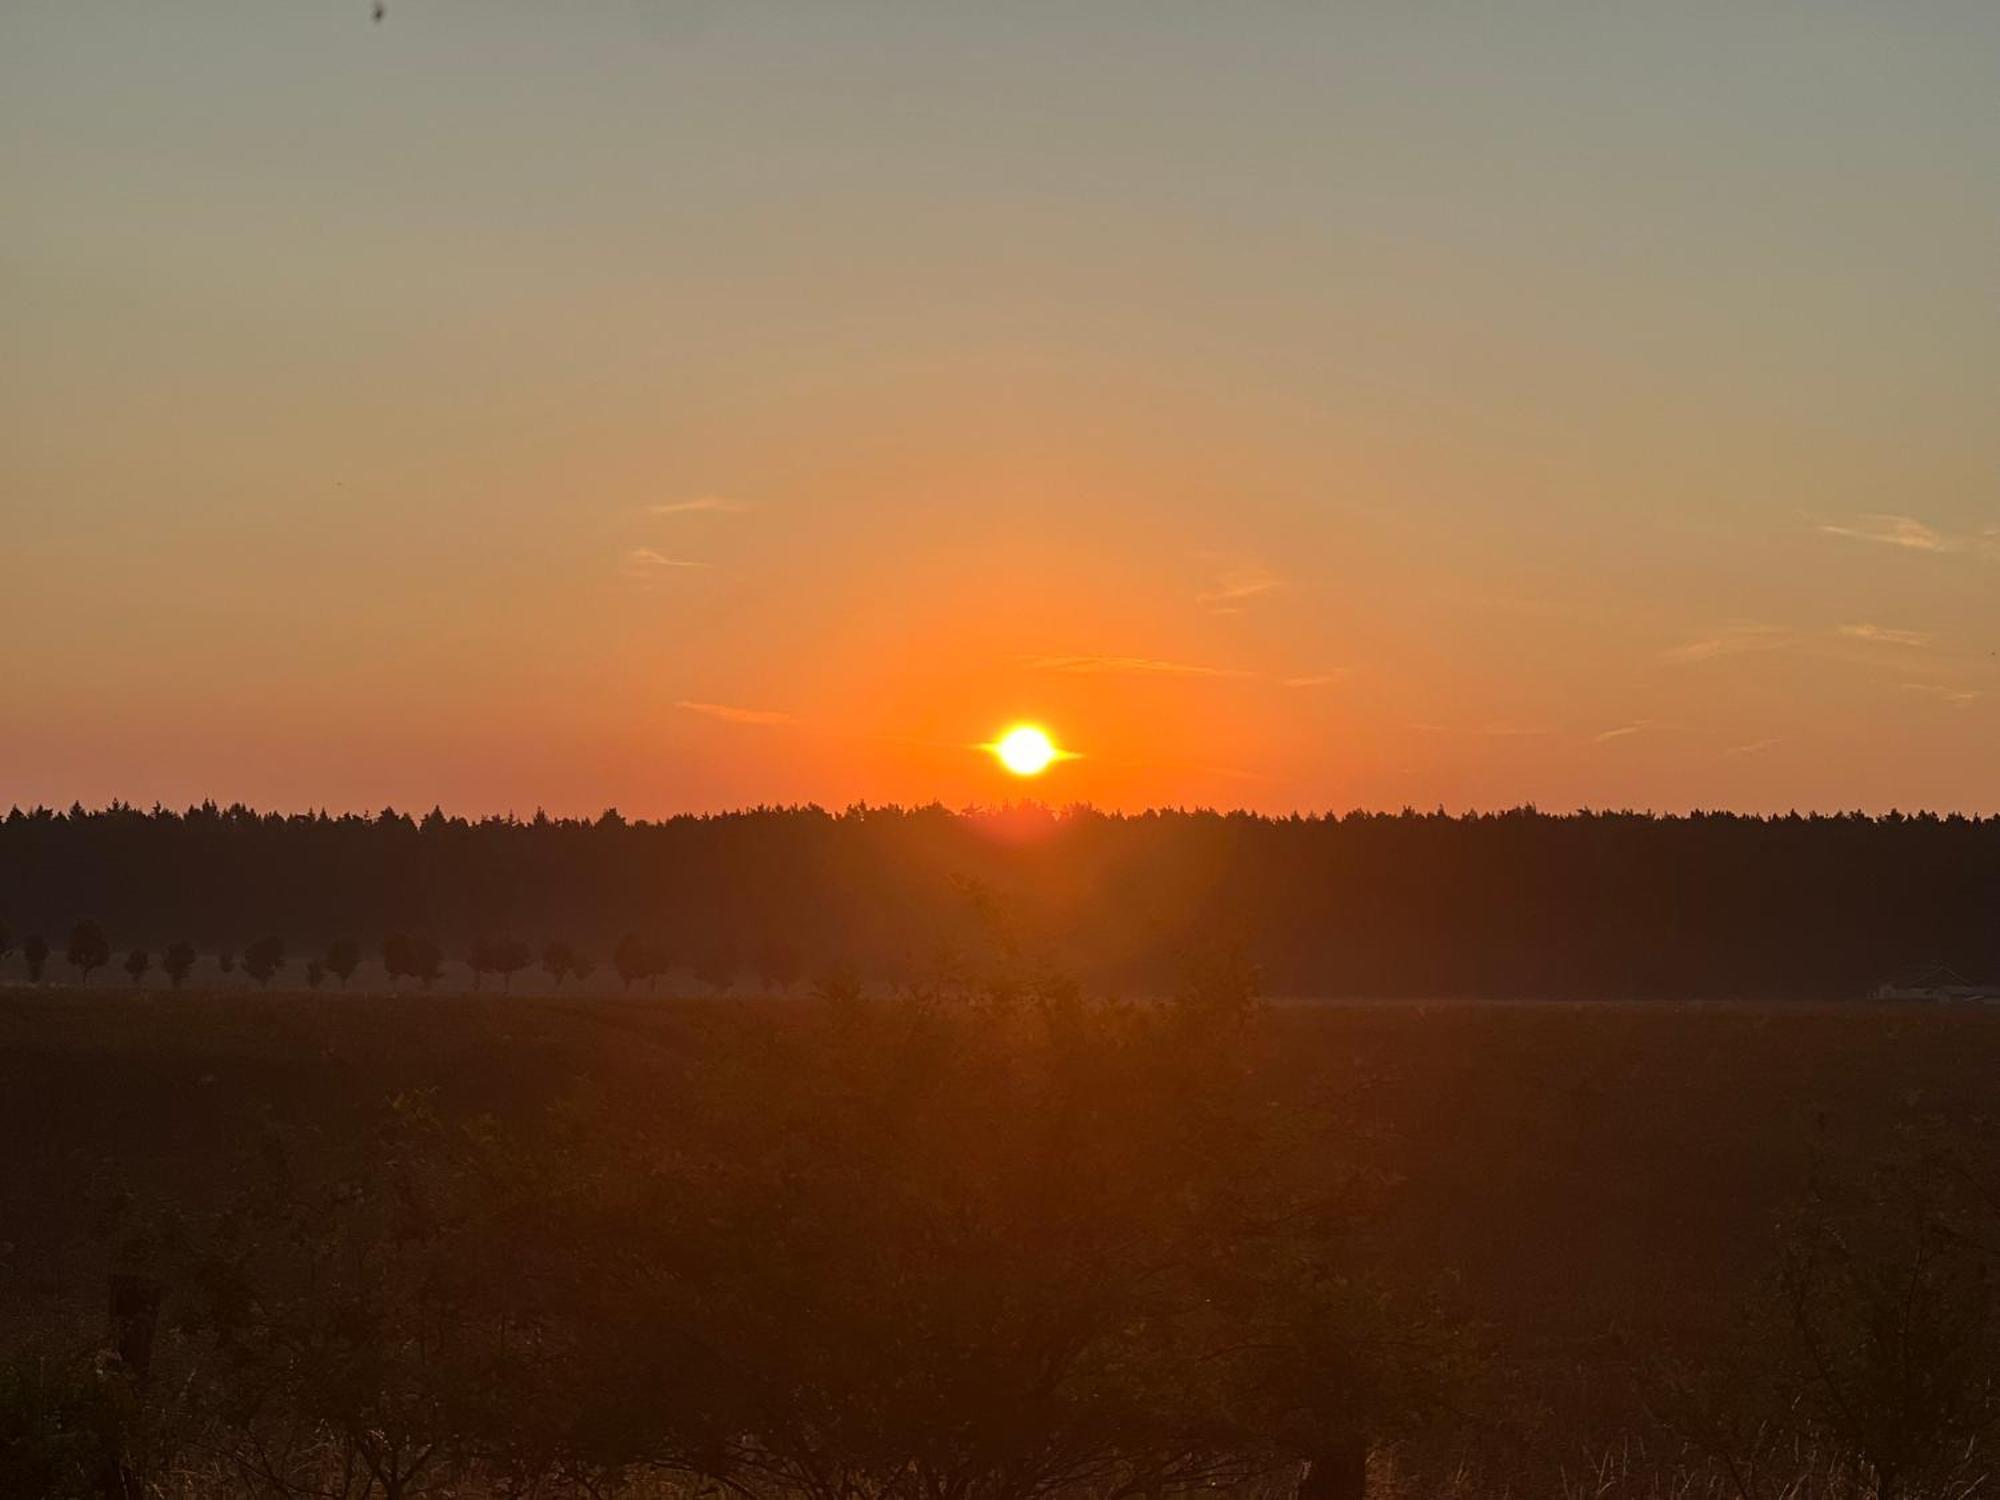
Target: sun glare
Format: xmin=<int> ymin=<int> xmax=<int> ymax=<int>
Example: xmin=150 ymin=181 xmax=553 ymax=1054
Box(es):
xmin=993 ymin=725 xmax=1060 ymax=777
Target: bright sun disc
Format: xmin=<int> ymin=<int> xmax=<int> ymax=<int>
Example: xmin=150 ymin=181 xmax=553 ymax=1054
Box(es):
xmin=994 ymin=725 xmax=1059 ymax=776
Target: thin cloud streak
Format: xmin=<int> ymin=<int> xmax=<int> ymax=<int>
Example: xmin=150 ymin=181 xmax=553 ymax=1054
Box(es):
xmin=1838 ymin=623 xmax=1932 ymax=647
xmin=1816 ymin=513 xmax=2000 ymax=560
xmin=1196 ymin=564 xmax=1285 ymax=612
xmin=1283 ymin=672 xmax=1347 ymax=689
xmin=676 ymin=700 xmax=794 ymax=726
xmin=1901 ymin=683 xmax=1982 ymax=707
xmin=1721 ymin=738 xmax=1780 ymax=758
xmin=1817 ymin=513 xmax=1950 ymax=552
xmin=648 ymin=496 xmax=756 ymax=516
xmin=1659 ymin=623 xmax=1792 ymax=665
xmin=623 ymin=547 xmax=709 ymax=576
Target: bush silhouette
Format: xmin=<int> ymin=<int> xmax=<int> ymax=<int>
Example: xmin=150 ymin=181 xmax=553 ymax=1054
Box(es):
xmin=691 ymin=937 xmax=737 ymax=994
xmin=541 ymin=938 xmax=581 ymax=987
xmin=406 ymin=934 xmax=442 ymax=990
xmin=612 ymin=932 xmax=653 ymax=993
xmin=755 ymin=935 xmax=802 ymax=993
xmin=65 ymin=920 xmax=109 ymax=985
xmin=383 ymin=932 xmax=412 ymax=985
xmin=161 ymin=941 xmax=196 ymax=989
xmin=490 ymin=936 xmax=530 ymax=990
xmin=242 ymin=936 xmax=286 ymax=988
xmin=324 ymin=936 xmax=361 ymax=988
xmin=1770 ymin=1145 xmax=2000 ymax=1498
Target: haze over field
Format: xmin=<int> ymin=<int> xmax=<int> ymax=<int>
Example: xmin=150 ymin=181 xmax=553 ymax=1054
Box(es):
xmin=8 ymin=2 xmax=1999 ymax=818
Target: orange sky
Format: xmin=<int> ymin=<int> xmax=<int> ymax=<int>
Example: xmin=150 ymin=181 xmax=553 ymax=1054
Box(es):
xmin=5 ymin=4 xmax=1997 ymax=816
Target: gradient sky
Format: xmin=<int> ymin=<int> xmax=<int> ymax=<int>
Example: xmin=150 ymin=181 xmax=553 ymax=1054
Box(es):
xmin=6 ymin=2 xmax=1997 ymax=816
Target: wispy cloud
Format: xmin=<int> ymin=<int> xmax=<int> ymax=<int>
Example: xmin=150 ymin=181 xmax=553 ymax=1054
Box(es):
xmin=648 ymin=495 xmax=755 ymax=516
xmin=1283 ymin=671 xmax=1347 ymax=689
xmin=623 ymin=547 xmax=709 ymax=577
xmin=1817 ymin=513 xmax=1950 ymax=552
xmin=1817 ymin=513 xmax=2000 ymax=560
xmin=1721 ymin=738 xmax=1780 ymax=758
xmin=675 ymin=700 xmax=793 ymax=726
xmin=1197 ymin=564 xmax=1284 ymax=612
xmin=1659 ymin=622 xmax=1793 ymax=665
xmin=1592 ymin=722 xmax=1650 ymax=744
xmin=1837 ymin=623 xmax=1932 ymax=648
xmin=1901 ymin=682 xmax=1982 ymax=707
xmin=1023 ymin=654 xmax=1249 ymax=679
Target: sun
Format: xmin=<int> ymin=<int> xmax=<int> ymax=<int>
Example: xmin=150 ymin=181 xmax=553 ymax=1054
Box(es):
xmin=992 ymin=724 xmax=1060 ymax=777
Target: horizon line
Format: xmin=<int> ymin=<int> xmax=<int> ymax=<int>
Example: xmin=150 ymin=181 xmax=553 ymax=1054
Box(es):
xmin=9 ymin=799 xmax=1999 ymax=827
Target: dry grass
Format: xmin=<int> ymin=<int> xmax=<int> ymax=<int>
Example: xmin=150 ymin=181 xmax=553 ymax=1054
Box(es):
xmin=5 ymin=989 xmax=1999 ymax=1494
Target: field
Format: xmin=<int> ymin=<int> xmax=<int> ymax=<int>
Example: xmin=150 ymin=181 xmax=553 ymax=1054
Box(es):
xmin=5 ymin=987 xmax=1999 ymax=1493
xmin=8 ymin=991 xmax=1998 ymax=1350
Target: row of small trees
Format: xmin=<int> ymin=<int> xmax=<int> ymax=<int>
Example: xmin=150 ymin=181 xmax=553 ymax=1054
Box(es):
xmin=0 ymin=920 xmax=230 ymax=989
xmin=0 ymin=918 xmax=806 ymax=995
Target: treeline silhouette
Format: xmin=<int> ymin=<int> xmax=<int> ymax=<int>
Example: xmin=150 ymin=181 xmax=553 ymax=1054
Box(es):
xmin=3 ymin=800 xmax=1997 ymax=997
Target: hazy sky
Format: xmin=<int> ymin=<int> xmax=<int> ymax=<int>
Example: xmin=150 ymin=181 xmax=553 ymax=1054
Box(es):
xmin=6 ymin=2 xmax=1997 ymax=816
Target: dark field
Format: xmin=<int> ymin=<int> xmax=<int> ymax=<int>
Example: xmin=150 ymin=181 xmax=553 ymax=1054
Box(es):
xmin=6 ymin=987 xmax=1999 ymax=1496
xmin=7 ymin=991 xmax=1998 ymax=1359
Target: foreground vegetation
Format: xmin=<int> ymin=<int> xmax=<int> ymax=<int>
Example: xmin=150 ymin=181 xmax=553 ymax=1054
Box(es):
xmin=3 ymin=981 xmax=1999 ymax=1498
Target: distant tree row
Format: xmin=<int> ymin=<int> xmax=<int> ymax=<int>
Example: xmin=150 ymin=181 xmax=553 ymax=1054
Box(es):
xmin=3 ymin=801 xmax=1997 ymax=997
xmin=0 ymin=916 xmax=802 ymax=995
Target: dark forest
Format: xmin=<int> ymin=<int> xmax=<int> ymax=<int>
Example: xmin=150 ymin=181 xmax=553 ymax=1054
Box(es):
xmin=5 ymin=802 xmax=1995 ymax=998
